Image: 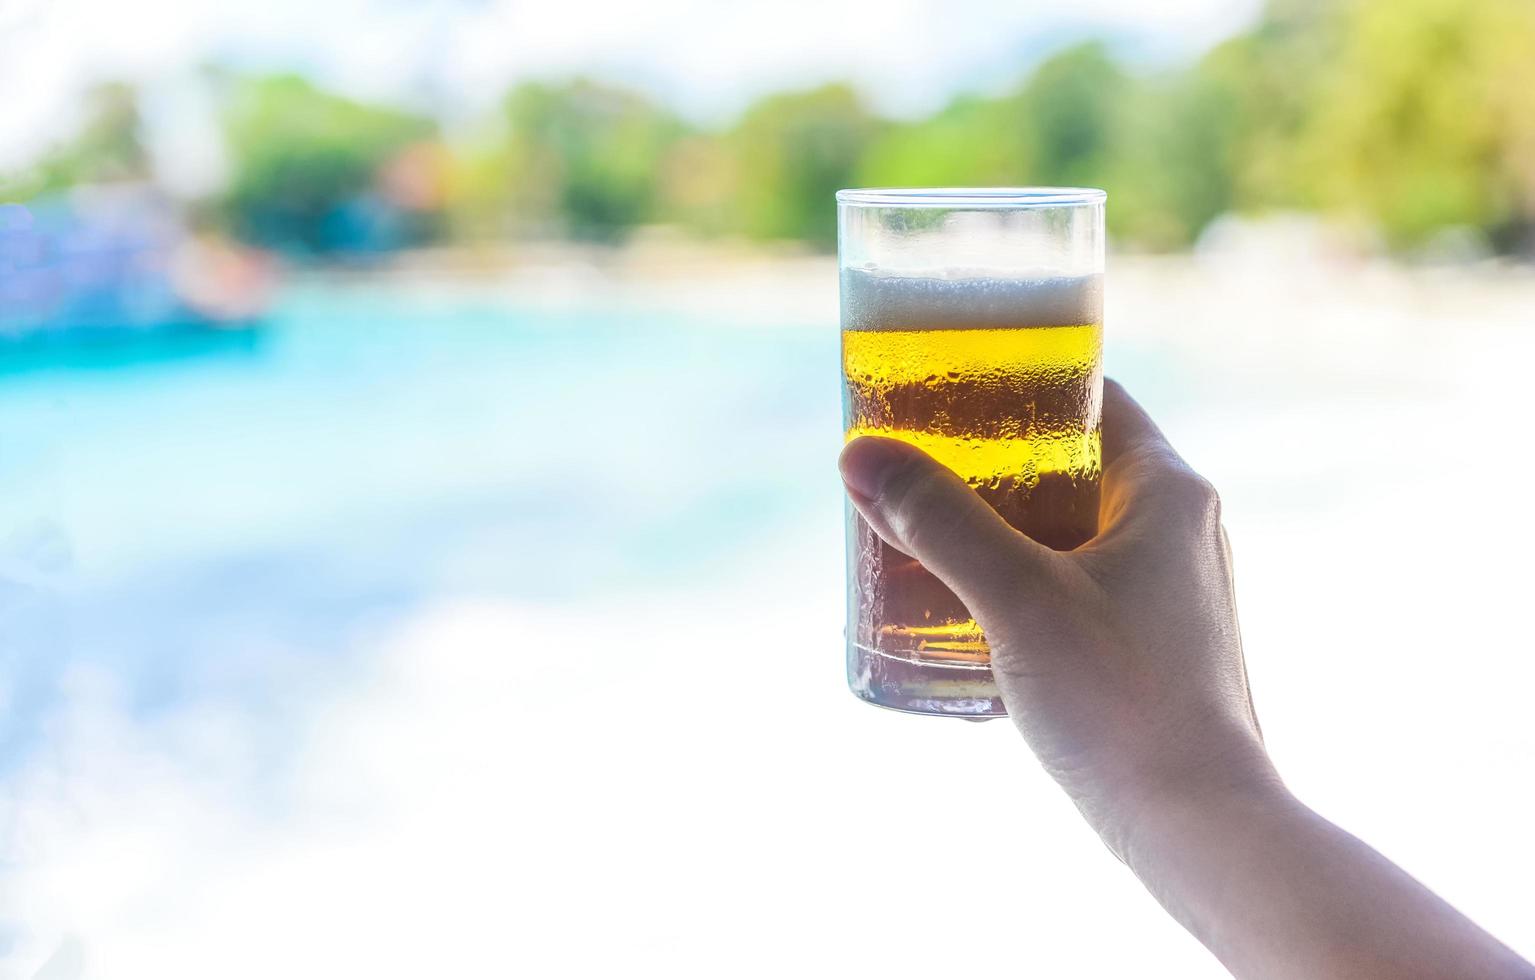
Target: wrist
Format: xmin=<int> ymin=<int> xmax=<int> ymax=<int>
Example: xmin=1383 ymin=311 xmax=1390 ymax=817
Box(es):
xmin=1091 ymin=739 xmax=1288 ymax=866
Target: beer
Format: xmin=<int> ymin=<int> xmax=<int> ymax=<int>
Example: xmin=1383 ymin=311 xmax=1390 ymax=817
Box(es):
xmin=837 ymin=185 xmax=1106 ymax=717
xmin=842 ymin=267 xmax=1103 ymax=674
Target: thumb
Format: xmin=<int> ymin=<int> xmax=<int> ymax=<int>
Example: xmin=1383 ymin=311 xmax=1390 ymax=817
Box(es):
xmin=839 ymin=436 xmax=1056 ymax=617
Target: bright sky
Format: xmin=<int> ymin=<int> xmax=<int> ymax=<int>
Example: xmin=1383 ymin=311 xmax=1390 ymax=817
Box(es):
xmin=0 ymin=0 xmax=1263 ymax=170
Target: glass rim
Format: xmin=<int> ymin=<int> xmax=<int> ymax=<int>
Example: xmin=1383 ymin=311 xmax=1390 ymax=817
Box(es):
xmin=835 ymin=187 xmax=1106 ymax=209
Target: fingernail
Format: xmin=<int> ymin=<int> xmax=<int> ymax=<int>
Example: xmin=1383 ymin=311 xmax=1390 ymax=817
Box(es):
xmin=839 ymin=437 xmax=907 ymax=502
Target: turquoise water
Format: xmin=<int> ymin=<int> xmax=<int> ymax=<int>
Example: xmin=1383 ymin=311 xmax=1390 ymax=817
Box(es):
xmin=0 ymin=284 xmax=839 ymax=763
xmin=7 ymin=277 xmax=1532 ymax=974
xmin=0 ymin=282 xmax=1200 ymax=766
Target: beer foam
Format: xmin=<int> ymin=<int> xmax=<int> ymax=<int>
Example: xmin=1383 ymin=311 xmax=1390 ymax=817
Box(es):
xmin=840 ymin=267 xmax=1103 ymax=331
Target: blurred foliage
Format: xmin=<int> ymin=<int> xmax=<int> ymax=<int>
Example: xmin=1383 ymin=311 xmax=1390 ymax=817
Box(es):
xmin=1106 ymin=70 xmax=1237 ymax=249
xmin=1298 ymin=0 xmax=1535 ymax=249
xmin=1017 ymin=43 xmax=1129 ymax=191
xmin=721 ymin=84 xmax=882 ymax=247
xmin=857 ymin=96 xmax=1026 ymax=189
xmin=220 ymin=75 xmax=437 ymax=254
xmin=9 ymin=0 xmax=1535 ymax=255
xmin=452 ymin=80 xmax=684 ymax=241
xmin=0 ymin=83 xmax=150 ymax=200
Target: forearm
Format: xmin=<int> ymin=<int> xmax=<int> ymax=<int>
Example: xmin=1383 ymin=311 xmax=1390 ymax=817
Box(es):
xmin=1121 ymin=783 xmax=1535 ymax=979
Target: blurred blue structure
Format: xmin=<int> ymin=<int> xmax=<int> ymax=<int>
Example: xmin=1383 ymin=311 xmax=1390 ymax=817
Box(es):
xmin=0 ymin=192 xmax=272 ymax=361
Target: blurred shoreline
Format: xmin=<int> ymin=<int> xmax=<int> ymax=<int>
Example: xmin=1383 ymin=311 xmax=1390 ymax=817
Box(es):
xmin=289 ymin=230 xmax=1535 ymax=338
xmin=292 ymin=234 xmax=841 ymax=327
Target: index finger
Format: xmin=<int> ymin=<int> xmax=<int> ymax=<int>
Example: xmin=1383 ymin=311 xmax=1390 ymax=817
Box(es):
xmin=1101 ymin=377 xmax=1173 ymax=468
xmin=1092 ymin=378 xmax=1217 ymax=540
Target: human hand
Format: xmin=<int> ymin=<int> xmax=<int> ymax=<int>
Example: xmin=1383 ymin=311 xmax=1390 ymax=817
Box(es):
xmin=838 ymin=379 xmax=1277 ymax=855
xmin=840 ymin=382 xmax=1535 ymax=977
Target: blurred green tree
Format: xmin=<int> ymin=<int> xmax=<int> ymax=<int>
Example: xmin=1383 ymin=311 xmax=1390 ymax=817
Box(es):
xmin=856 ymin=96 xmax=1026 ymax=189
xmin=463 ymin=80 xmax=683 ymax=241
xmin=653 ymin=135 xmax=738 ymax=237
xmin=221 ymin=74 xmax=436 ymax=254
xmin=856 ymin=43 xmax=1128 ymax=202
xmin=1200 ymin=0 xmax=1346 ymax=212
xmin=1299 ymin=0 xmax=1535 ymax=248
xmin=1015 ymin=42 xmax=1129 ymax=191
xmin=1108 ymin=70 xmax=1239 ymax=249
xmin=725 ymin=84 xmax=882 ymax=248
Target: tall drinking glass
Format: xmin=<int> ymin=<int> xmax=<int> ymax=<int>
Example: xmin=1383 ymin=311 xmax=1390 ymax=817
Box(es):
xmin=839 ymin=188 xmax=1106 ymax=717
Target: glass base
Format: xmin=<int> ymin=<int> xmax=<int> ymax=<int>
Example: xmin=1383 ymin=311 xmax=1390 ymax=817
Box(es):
xmin=847 ymin=641 xmax=1007 ymax=717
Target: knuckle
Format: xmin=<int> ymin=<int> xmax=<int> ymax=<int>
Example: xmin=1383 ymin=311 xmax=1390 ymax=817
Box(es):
xmin=1109 ymin=444 xmax=1170 ymax=484
xmin=1158 ymin=468 xmax=1222 ymax=525
xmin=1182 ymin=471 xmax=1221 ymax=510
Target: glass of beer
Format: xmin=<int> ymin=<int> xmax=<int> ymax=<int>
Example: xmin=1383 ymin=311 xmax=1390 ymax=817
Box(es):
xmin=838 ymin=188 xmax=1105 ymax=717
